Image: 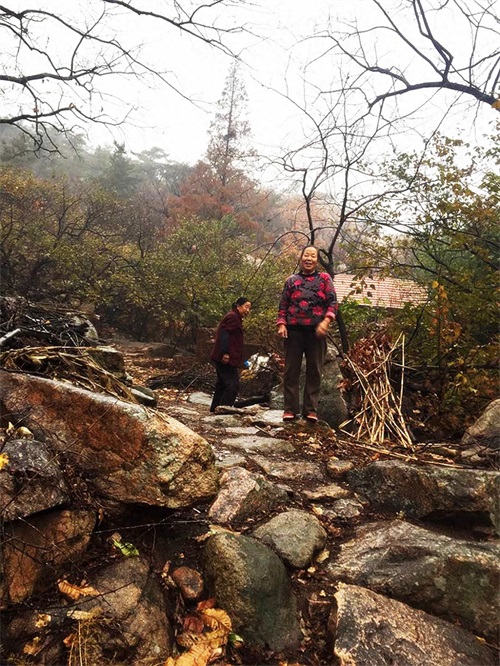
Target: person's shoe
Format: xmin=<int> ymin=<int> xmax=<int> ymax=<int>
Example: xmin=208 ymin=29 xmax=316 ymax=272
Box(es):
xmin=282 ymin=411 xmax=296 ymax=422
xmin=305 ymin=412 xmax=318 ymax=423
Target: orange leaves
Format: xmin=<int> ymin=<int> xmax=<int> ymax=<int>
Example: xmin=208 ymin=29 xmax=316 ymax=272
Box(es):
xmin=165 ymin=601 xmax=238 ymax=666
xmin=58 ymin=579 xmax=100 ymax=601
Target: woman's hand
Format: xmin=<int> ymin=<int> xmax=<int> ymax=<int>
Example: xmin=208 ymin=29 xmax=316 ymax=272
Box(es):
xmin=277 ymin=323 xmax=288 ymax=339
xmin=315 ymin=319 xmax=330 ymax=338
xmin=221 ymin=353 xmax=230 ymax=364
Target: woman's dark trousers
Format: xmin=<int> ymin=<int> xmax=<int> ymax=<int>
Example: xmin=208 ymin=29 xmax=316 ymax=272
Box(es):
xmin=210 ymin=362 xmax=239 ymax=412
xmin=283 ymin=327 xmax=327 ymax=416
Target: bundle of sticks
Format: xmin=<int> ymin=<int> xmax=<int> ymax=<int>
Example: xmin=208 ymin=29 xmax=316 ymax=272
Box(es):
xmin=340 ymin=332 xmax=415 ymax=450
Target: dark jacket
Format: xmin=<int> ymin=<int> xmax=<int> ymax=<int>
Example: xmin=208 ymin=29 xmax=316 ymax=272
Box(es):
xmin=210 ymin=309 xmax=244 ymax=367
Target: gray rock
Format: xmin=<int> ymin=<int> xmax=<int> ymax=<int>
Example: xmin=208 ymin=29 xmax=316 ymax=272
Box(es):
xmin=253 ymin=509 xmax=327 ymax=568
xmin=188 ymin=391 xmax=212 ymax=406
xmin=87 ymin=345 xmax=126 ymax=379
xmin=332 ymin=583 xmax=496 ymax=666
xmin=0 ymin=370 xmax=219 ymax=509
xmin=214 ymin=450 xmax=247 ymax=468
xmin=461 ymin=398 xmax=500 ymax=451
xmin=74 ymin=557 xmax=173 ymax=665
xmin=203 ymin=414 xmax=242 ymax=427
xmin=208 ymin=466 xmax=288 ymax=525
xmin=326 ymin=519 xmax=500 ymax=640
xmin=303 ymin=482 xmax=349 ymax=501
xmin=129 ymin=385 xmax=157 ymax=406
xmin=0 ymin=439 xmax=69 ymax=521
xmin=225 ymin=426 xmax=260 ymax=436
xmin=324 ymin=498 xmax=364 ymax=519
xmin=250 ymin=409 xmax=287 ymax=426
xmin=204 ymin=532 xmax=300 ymax=651
xmin=221 ymin=434 xmax=294 ymax=454
xmin=326 ymin=458 xmax=355 ymax=478
xmin=347 ymin=460 xmax=500 ymax=534
xmin=252 ymin=455 xmax=325 ymax=482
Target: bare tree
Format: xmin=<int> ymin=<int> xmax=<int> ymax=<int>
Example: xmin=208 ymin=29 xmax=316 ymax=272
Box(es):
xmin=313 ymin=0 xmax=499 ymax=113
xmin=0 ymin=1 xmax=251 ymax=153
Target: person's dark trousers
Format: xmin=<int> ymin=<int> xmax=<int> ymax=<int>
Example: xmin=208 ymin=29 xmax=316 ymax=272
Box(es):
xmin=283 ymin=326 xmax=327 ymax=416
xmin=210 ymin=362 xmax=239 ymax=412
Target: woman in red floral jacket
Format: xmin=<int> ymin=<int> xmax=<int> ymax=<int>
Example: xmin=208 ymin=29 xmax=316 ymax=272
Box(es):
xmin=277 ymin=246 xmax=337 ymax=422
xmin=210 ymin=297 xmax=251 ymax=412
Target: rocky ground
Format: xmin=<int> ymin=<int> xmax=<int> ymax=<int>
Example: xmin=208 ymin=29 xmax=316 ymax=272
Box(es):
xmin=113 ymin=339 xmax=499 ymax=666
xmin=2 ymin=334 xmax=497 ymax=666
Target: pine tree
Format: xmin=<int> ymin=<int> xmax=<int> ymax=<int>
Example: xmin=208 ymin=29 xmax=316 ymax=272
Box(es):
xmin=205 ymin=59 xmax=255 ymax=188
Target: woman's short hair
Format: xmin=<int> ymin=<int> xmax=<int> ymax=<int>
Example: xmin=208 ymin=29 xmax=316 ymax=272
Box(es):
xmin=233 ymin=296 xmax=250 ymax=308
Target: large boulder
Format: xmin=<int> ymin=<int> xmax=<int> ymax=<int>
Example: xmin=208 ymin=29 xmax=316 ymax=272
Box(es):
xmin=326 ymin=520 xmax=500 ymax=640
xmin=331 ymin=583 xmax=497 ymax=666
xmin=204 ymin=532 xmax=300 ymax=652
xmin=1 ymin=509 xmax=96 ymax=605
xmin=347 ymin=460 xmax=499 ymax=534
xmin=0 ymin=370 xmax=219 ymax=508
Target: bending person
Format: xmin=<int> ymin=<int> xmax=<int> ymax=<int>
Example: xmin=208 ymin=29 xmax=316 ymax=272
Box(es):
xmin=210 ymin=297 xmax=251 ymax=413
xmin=276 ymin=246 xmax=338 ymax=422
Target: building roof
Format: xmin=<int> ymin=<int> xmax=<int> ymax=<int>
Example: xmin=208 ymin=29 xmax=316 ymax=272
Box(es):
xmin=334 ymin=274 xmax=428 ymax=309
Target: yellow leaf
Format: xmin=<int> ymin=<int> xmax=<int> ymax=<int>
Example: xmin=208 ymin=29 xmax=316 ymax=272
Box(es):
xmin=492 ymin=98 xmax=500 ymax=110
xmin=0 ymin=452 xmax=9 ymax=471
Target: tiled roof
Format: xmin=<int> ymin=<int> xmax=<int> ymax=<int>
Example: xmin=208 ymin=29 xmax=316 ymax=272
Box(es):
xmin=334 ymin=274 xmax=428 ymax=309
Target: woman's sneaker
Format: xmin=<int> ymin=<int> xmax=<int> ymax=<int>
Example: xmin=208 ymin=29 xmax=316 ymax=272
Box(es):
xmin=305 ymin=412 xmax=318 ymax=423
xmin=282 ymin=411 xmax=296 ymax=421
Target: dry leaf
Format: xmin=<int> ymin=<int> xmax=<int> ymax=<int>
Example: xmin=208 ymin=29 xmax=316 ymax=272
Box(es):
xmin=201 ymin=608 xmax=232 ymax=633
xmin=0 ymin=452 xmax=9 ymax=471
xmin=183 ymin=615 xmax=205 ymax=633
xmin=23 ymin=637 xmax=42 ymax=655
xmin=63 ymin=632 xmax=77 ymax=648
xmin=66 ymin=608 xmax=102 ymax=621
xmin=196 ymin=598 xmax=216 ymax=611
xmin=35 ymin=613 xmax=52 ymax=628
xmin=58 ymin=579 xmax=100 ymax=600
xmin=316 ymin=549 xmax=330 ymax=563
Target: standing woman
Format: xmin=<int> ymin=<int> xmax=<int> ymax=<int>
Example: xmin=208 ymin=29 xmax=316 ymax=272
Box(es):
xmin=210 ymin=297 xmax=251 ymax=413
xmin=277 ymin=246 xmax=338 ymax=422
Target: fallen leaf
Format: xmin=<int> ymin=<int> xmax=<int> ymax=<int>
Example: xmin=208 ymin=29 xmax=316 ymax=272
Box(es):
xmin=23 ymin=637 xmax=42 ymax=655
xmin=58 ymin=579 xmax=100 ymax=601
xmin=35 ymin=613 xmax=51 ymax=628
xmin=0 ymin=452 xmax=9 ymax=471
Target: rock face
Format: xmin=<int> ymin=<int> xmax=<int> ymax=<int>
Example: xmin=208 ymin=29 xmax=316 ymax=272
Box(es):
xmin=1 ymin=509 xmax=96 ymax=605
xmin=332 ymin=583 xmax=497 ymax=666
xmin=252 ymin=509 xmax=327 ymax=568
xmin=326 ymin=519 xmax=500 ymax=640
xmin=204 ymin=532 xmax=300 ymax=652
xmin=0 ymin=370 xmax=219 ymax=508
xmin=347 ymin=460 xmax=500 ymax=533
xmin=0 ymin=438 xmax=69 ymax=521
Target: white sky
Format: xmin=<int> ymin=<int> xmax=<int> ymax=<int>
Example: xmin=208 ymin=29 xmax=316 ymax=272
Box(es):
xmin=3 ymin=0 xmax=498 ymax=172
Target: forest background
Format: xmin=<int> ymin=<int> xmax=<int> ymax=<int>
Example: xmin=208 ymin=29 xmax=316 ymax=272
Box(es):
xmin=0 ymin=0 xmax=498 ymax=438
